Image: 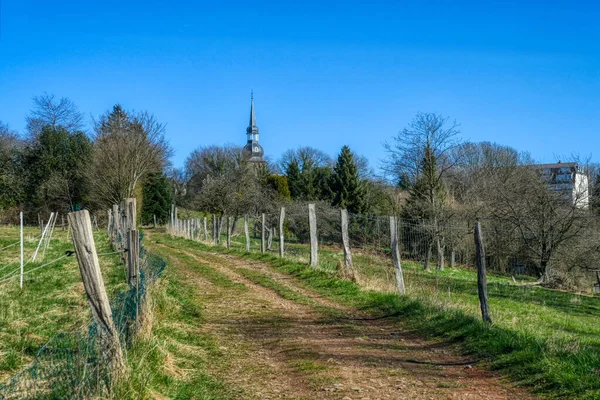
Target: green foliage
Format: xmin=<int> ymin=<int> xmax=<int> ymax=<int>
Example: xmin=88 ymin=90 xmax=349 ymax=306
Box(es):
xmin=285 ymin=159 xmax=333 ymax=202
xmin=21 ymin=125 xmax=92 ymax=214
xmin=141 ymin=172 xmax=173 ymax=225
xmin=285 ymin=159 xmax=302 ymax=200
xmin=0 ymin=123 xmax=24 ymax=209
xmin=591 ymin=171 xmax=600 ymax=216
xmin=330 ymin=145 xmax=365 ymax=213
xmin=264 ymin=174 xmax=291 ymax=201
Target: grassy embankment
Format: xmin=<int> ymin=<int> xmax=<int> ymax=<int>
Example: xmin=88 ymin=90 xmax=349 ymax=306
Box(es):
xmin=157 ymin=230 xmax=600 ymax=399
xmin=0 ymin=226 xmax=125 ymax=384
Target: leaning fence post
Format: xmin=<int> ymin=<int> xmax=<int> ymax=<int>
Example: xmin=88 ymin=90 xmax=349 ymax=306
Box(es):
xmin=474 ymin=221 xmax=492 ymax=324
xmin=279 ymin=207 xmax=285 ymax=258
xmin=68 ymin=210 xmax=124 ymax=371
xmin=309 ymin=204 xmax=318 ymax=267
xmin=390 ymin=216 xmax=406 ymax=295
xmin=261 ymin=213 xmax=266 ymax=253
xmin=244 ymin=215 xmax=250 ymax=251
xmin=340 ymin=209 xmax=354 ymax=278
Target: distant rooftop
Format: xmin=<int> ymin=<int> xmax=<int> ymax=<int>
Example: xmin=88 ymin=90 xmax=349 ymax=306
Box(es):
xmin=530 ymin=162 xmax=579 ymax=170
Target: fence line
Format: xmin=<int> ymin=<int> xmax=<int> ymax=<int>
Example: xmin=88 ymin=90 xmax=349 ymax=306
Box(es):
xmin=0 ymin=200 xmax=167 ymax=399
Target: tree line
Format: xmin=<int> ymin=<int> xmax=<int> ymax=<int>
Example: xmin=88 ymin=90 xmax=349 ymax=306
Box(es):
xmin=3 ymin=94 xmax=600 ymax=287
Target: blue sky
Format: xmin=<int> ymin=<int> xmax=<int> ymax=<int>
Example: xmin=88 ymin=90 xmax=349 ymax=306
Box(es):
xmin=1 ymin=0 xmax=600 ymax=171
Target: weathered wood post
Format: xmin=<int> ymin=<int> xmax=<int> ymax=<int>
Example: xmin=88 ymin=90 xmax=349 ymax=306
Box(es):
xmin=340 ymin=209 xmax=354 ymax=278
xmin=68 ymin=210 xmax=124 ymax=370
xmin=390 ymin=216 xmax=406 ymax=295
xmin=261 ymin=213 xmax=266 ymax=253
xmin=125 ymin=198 xmax=137 ymax=230
xmin=127 ymin=229 xmax=140 ymax=287
xmin=474 ymin=221 xmax=492 ymax=324
xmin=112 ymin=205 xmax=120 ymax=249
xmin=227 ymin=216 xmax=232 ymax=249
xmin=279 ymin=207 xmax=285 ymax=258
xmin=153 ymin=214 xmax=157 ymax=228
xmin=244 ymin=215 xmax=250 ymax=251
xmin=107 ymin=210 xmax=112 ymax=236
xmin=170 ymin=204 xmax=175 ymax=231
xmin=213 ymin=215 xmax=217 ymax=245
xmin=267 ymin=227 xmax=273 ymax=250
xmin=203 ymin=217 xmax=208 ymax=241
xmin=309 ymin=204 xmax=318 ymax=267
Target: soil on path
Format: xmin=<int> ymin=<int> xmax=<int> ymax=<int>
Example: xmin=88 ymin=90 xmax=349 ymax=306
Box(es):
xmin=148 ymin=234 xmax=536 ymax=400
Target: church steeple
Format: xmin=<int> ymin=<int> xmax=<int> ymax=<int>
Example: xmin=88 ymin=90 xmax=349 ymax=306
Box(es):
xmin=246 ymin=91 xmax=259 ymax=142
xmin=242 ymin=91 xmax=265 ymax=163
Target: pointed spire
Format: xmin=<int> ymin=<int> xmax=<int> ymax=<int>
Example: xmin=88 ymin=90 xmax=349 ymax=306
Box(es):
xmin=249 ymin=90 xmax=256 ymax=127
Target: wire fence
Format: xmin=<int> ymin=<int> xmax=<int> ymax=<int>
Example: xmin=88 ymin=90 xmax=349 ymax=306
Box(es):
xmin=168 ymin=204 xmax=600 ymax=348
xmin=0 ymin=232 xmax=166 ymax=399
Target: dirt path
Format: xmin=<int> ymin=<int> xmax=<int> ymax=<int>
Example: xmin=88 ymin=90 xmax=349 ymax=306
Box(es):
xmin=149 ymin=235 xmax=536 ymax=400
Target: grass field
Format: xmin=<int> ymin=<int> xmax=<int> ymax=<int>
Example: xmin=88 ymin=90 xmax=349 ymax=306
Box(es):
xmin=164 ymin=229 xmax=600 ymax=399
xmin=0 ymin=225 xmax=125 ymax=385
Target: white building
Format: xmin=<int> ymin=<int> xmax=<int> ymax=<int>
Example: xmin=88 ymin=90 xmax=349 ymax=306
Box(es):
xmin=535 ymin=162 xmax=589 ymax=209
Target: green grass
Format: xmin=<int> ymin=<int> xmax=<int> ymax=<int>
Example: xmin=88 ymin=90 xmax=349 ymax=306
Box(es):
xmin=157 ymin=231 xmax=600 ymax=399
xmin=0 ymin=226 xmax=125 ymax=383
xmin=114 ymin=269 xmax=235 ymax=399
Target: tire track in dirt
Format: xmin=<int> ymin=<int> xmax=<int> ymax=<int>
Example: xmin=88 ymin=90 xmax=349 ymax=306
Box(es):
xmin=151 ymin=236 xmax=536 ymax=399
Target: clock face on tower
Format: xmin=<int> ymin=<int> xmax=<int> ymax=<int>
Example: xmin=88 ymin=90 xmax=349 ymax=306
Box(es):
xmin=253 ymin=146 xmax=259 ymax=153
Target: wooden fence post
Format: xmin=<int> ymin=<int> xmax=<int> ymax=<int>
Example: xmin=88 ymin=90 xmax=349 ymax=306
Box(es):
xmin=261 ymin=213 xmax=266 ymax=253
xmin=244 ymin=215 xmax=250 ymax=251
xmin=125 ymin=198 xmax=137 ymax=230
xmin=213 ymin=215 xmax=217 ymax=245
xmin=340 ymin=209 xmax=354 ymax=278
xmin=106 ymin=210 xmax=112 ymax=236
xmin=227 ymin=216 xmax=231 ymax=249
xmin=474 ymin=221 xmax=492 ymax=324
xmin=112 ymin=205 xmax=120 ymax=249
xmin=68 ymin=210 xmax=124 ymax=370
xmin=279 ymin=207 xmax=285 ymax=258
xmin=127 ymin=229 xmax=140 ymax=287
xmin=309 ymin=204 xmax=318 ymax=267
xmin=390 ymin=216 xmax=406 ymax=295
xmin=203 ymin=217 xmax=208 ymax=241
xmin=267 ymin=227 xmax=273 ymax=250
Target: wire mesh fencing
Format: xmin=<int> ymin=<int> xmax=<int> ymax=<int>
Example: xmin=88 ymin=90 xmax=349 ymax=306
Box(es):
xmin=0 ymin=232 xmax=166 ymax=399
xmin=168 ymin=204 xmax=600 ymax=345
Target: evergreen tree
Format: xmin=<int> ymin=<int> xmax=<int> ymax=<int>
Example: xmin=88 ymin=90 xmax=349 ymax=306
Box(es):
xmin=401 ymin=143 xmax=446 ymax=220
xmin=330 ymin=145 xmax=365 ymax=213
xmin=286 ymin=159 xmax=302 ymax=200
xmin=265 ymin=174 xmax=291 ymax=201
xmin=22 ymin=125 xmax=92 ymax=213
xmin=592 ymin=171 xmax=600 ymax=215
xmin=141 ymin=172 xmax=173 ymax=225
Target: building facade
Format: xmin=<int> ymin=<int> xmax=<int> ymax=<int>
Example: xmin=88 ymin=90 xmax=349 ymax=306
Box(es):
xmin=535 ymin=162 xmax=589 ymax=209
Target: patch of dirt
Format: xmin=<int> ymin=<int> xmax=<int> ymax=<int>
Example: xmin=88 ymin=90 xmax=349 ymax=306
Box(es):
xmin=150 ymin=236 xmax=537 ymax=399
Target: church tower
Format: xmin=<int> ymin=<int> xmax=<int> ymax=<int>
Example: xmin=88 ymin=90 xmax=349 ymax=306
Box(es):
xmin=242 ymin=92 xmax=265 ymax=163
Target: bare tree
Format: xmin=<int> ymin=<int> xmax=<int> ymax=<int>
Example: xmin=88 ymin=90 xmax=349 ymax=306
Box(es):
xmin=278 ymin=146 xmax=333 ymax=173
xmin=26 ymin=93 xmax=84 ymax=136
xmin=385 ymin=113 xmax=462 ymax=270
xmin=89 ymin=105 xmax=172 ymax=206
